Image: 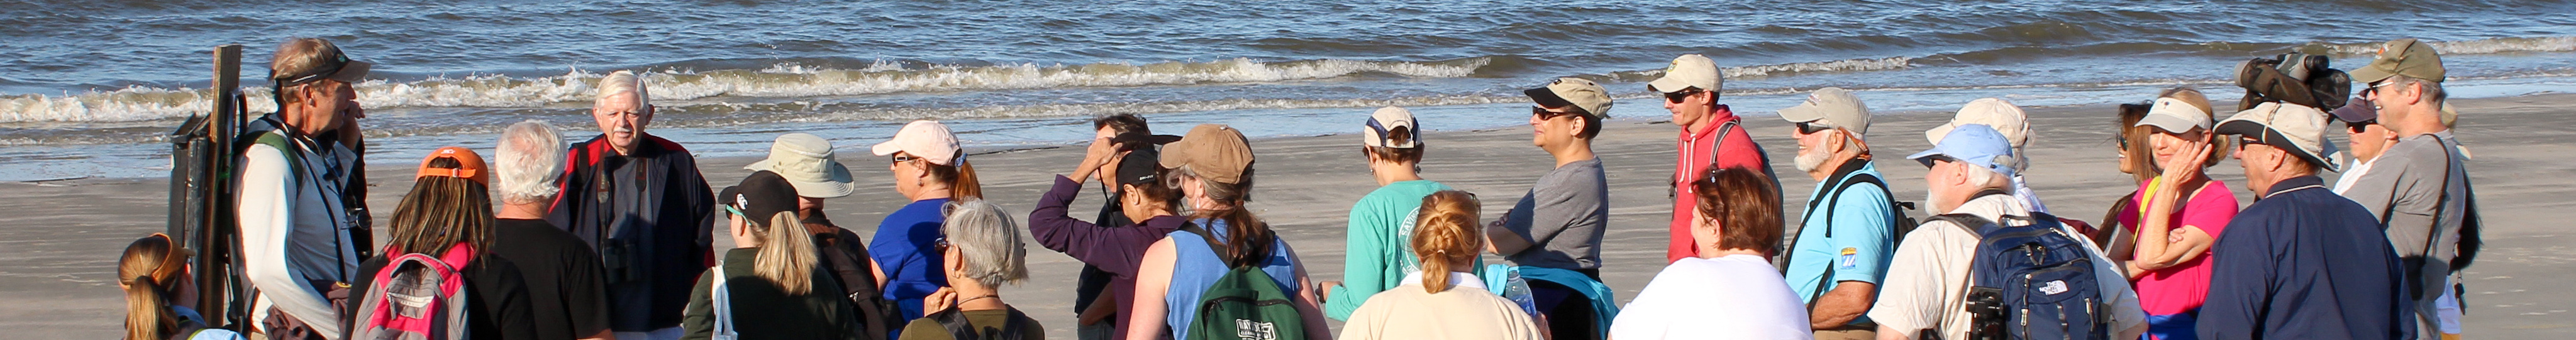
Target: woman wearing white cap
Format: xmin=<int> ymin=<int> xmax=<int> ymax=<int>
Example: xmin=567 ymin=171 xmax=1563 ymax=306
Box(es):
xmin=2114 ymin=88 xmax=2240 ymax=340
xmin=867 ymin=120 xmax=985 ymax=333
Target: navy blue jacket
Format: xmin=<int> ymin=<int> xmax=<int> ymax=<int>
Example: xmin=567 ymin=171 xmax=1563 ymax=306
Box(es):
xmin=547 ymin=134 xmax=718 ymax=332
xmin=2198 ymin=176 xmax=2414 ymax=340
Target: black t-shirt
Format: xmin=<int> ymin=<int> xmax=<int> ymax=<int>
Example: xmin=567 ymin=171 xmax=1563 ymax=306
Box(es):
xmin=494 ymin=219 xmax=614 ymax=340
xmin=347 ymin=249 xmax=538 ymax=340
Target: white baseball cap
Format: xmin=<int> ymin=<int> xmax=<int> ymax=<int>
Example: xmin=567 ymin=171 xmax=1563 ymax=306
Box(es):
xmin=1926 ymin=97 xmax=2030 ymax=149
xmin=1647 ymin=54 xmax=1722 ymax=94
xmin=1363 ymin=106 xmax=1419 ymax=149
xmin=871 ymin=120 xmax=962 ymax=165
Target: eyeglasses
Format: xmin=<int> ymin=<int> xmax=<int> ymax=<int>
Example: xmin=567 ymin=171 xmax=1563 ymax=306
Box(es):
xmin=1795 ymin=121 xmax=1833 ymax=134
xmin=932 ymin=238 xmax=951 ymax=252
xmin=1531 ymin=106 xmax=1574 ymax=120
xmin=1663 ymin=88 xmax=1704 ymax=104
xmin=2345 ymin=120 xmax=2377 ymax=134
xmin=891 ymin=154 xmax=920 ymax=163
xmin=2360 ymin=80 xmax=2402 ymax=100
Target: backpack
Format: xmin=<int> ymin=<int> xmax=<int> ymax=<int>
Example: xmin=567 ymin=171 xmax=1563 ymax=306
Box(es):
xmin=1176 ymin=224 xmax=1307 ymax=340
xmin=347 ymin=244 xmax=478 ymax=340
xmin=814 ymin=229 xmax=901 ymax=340
xmin=925 ymin=305 xmax=1034 ymax=340
xmin=1930 ymin=212 xmax=2111 ymax=340
xmin=1784 ymin=171 xmax=1920 ymax=305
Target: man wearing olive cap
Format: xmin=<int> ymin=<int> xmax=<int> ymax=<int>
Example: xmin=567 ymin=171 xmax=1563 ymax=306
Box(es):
xmin=2339 ymin=38 xmax=2480 ymax=340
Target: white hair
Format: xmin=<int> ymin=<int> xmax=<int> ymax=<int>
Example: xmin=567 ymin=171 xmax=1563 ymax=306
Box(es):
xmin=596 ymin=70 xmax=650 ymax=106
xmin=940 ymin=199 xmax=1028 ymax=287
xmin=494 ymin=120 xmax=565 ymax=204
xmin=1962 ymin=163 xmax=2009 ymax=191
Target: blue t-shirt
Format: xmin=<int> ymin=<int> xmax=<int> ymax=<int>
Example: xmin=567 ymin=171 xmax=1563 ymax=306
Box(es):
xmin=1784 ymin=163 xmax=1896 ymax=315
xmin=1162 ymin=218 xmax=1301 ymax=340
xmin=869 ymin=198 xmax=952 ymax=324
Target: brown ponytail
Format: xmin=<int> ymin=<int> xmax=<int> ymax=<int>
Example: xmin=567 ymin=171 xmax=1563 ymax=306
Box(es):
xmin=1411 ymin=190 xmax=1481 ymax=293
xmin=119 ymin=234 xmax=186 ymax=340
xmin=925 ymin=150 xmax=982 ymax=200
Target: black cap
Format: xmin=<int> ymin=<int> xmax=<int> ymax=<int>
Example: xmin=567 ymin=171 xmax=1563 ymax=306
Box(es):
xmin=1113 ymin=147 xmax=1163 ymax=187
xmin=719 ymin=171 xmax=802 ymax=224
xmin=2329 ymin=96 xmax=2377 ymax=123
xmin=1109 ymin=132 xmax=1183 ymax=151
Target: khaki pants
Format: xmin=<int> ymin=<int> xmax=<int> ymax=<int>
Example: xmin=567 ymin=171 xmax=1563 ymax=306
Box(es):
xmin=1814 ymin=324 xmax=1876 ymax=340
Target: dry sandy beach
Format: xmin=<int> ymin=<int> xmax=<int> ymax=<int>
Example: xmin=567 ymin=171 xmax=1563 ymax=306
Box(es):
xmin=5 ymin=94 xmax=2572 ymax=339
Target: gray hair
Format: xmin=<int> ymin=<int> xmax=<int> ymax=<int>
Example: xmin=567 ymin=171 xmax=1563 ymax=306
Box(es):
xmin=2389 ymin=74 xmax=2446 ymax=107
xmin=1962 ymin=163 xmax=2009 ymax=191
xmin=494 ymin=120 xmax=565 ymax=204
xmin=940 ymin=199 xmax=1028 ymax=287
xmin=596 ymin=70 xmax=650 ymax=107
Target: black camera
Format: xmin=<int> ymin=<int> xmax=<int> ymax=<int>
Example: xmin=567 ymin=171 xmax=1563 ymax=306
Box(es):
xmin=2233 ymin=52 xmax=2352 ymax=111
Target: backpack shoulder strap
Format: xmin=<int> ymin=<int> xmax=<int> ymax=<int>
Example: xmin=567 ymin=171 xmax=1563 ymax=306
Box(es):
xmin=2428 ymin=134 xmax=2482 ymax=272
xmin=1928 ymin=213 xmax=1997 ymax=236
xmin=1175 ymin=222 xmax=1237 ymax=266
xmin=709 ymin=259 xmax=737 ymax=340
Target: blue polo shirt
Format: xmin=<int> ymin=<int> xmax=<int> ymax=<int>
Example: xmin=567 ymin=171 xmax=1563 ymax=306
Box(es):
xmin=2197 ymin=176 xmax=2413 ymax=340
xmin=1784 ymin=162 xmax=1896 ymax=316
xmin=870 ymin=198 xmax=952 ymax=325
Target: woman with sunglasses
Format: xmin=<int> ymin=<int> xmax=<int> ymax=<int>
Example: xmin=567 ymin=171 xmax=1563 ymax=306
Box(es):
xmin=867 ymin=120 xmax=985 ymax=329
xmin=2329 ymin=98 xmax=2401 ymax=195
xmin=682 ymin=172 xmax=864 ymax=340
xmin=2116 ymin=88 xmax=2240 ymax=340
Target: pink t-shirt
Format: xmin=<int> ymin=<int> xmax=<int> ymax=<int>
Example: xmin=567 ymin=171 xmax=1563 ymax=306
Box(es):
xmin=2116 ymin=180 xmax=2238 ymax=315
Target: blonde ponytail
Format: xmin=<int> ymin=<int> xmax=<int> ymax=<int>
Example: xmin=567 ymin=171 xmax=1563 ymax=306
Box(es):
xmin=118 ymin=234 xmax=186 ymax=340
xmin=754 ymin=212 xmax=818 ymax=295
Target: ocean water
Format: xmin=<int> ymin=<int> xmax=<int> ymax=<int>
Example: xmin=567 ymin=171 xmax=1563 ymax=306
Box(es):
xmin=4 ymin=0 xmax=2574 ymax=180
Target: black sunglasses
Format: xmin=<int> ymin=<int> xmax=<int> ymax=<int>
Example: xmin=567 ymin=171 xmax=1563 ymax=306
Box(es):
xmin=1531 ymin=106 xmax=1574 ymax=120
xmin=2345 ymin=120 xmax=2377 ymax=134
xmin=1662 ymin=88 xmax=1704 ymax=104
xmin=1796 ymin=121 xmax=1833 ymax=134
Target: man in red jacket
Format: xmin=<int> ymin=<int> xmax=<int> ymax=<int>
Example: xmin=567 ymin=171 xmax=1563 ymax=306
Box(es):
xmin=1648 ymin=54 xmax=1776 ymax=263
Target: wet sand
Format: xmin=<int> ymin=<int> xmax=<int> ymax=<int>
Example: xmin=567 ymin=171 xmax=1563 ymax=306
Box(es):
xmin=7 ymin=94 xmax=2573 ymax=338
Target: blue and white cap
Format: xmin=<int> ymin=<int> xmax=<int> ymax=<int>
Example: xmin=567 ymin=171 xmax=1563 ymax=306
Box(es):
xmin=1907 ymin=124 xmax=2019 ymax=178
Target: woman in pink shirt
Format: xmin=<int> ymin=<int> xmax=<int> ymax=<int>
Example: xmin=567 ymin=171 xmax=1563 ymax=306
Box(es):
xmin=2118 ymin=88 xmax=2238 ymax=340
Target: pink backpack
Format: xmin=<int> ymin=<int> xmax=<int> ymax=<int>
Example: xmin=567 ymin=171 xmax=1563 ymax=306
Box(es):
xmin=348 ymin=244 xmax=476 ymax=340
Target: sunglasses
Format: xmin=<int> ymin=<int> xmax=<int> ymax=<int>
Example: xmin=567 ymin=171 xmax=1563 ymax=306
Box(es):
xmin=1531 ymin=106 xmax=1575 ymax=120
xmin=932 ymin=237 xmax=951 ymax=252
xmin=1796 ymin=121 xmax=1834 ymax=134
xmin=2359 ymin=80 xmax=2402 ymax=99
xmin=2345 ymin=120 xmax=2377 ymax=134
xmin=1663 ymin=88 xmax=1705 ymax=104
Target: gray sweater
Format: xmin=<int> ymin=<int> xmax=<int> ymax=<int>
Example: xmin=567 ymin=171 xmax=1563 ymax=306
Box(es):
xmin=2338 ymin=131 xmax=2471 ymax=302
xmin=1499 ymin=158 xmax=1611 ymax=270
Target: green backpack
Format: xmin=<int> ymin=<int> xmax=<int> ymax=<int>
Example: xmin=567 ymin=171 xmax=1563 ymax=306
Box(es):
xmin=1178 ymin=224 xmax=1306 ymax=340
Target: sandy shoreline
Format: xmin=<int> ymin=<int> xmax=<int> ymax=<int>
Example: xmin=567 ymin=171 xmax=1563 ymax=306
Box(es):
xmin=7 ymin=94 xmax=2573 ymax=338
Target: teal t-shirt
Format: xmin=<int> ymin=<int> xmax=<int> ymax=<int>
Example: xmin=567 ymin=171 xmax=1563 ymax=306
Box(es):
xmin=1784 ymin=162 xmax=1896 ymax=324
xmin=1324 ymin=180 xmax=1458 ymax=320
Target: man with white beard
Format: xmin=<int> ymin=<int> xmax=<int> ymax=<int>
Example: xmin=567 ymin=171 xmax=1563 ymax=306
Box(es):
xmin=1773 ymin=87 xmax=1901 ymax=340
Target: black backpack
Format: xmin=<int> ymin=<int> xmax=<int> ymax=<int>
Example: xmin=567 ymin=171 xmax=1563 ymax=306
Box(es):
xmin=1931 ymin=212 xmax=2112 ymax=340
xmin=925 ymin=306 xmax=1033 ymax=340
xmin=814 ymin=228 xmax=901 ymax=340
xmin=1781 ymin=171 xmax=1921 ymax=293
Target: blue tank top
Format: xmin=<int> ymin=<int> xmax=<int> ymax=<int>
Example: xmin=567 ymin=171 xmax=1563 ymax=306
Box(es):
xmin=1162 ymin=218 xmax=1300 ymax=339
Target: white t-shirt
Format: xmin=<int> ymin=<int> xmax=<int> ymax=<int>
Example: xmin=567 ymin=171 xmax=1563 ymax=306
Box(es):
xmin=1865 ymin=194 xmax=2145 ymax=340
xmin=1611 ymin=255 xmax=1814 ymax=340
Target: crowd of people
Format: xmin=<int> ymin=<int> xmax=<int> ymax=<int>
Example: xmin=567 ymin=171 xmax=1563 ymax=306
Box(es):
xmin=119 ymin=36 xmax=2482 ymax=340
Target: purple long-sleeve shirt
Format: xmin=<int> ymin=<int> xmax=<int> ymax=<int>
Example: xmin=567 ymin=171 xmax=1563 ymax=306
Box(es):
xmin=1028 ymin=175 xmax=1186 ymax=336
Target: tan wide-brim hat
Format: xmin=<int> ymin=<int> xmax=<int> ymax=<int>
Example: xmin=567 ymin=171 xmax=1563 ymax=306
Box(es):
xmin=747 ymin=133 xmax=857 ymax=198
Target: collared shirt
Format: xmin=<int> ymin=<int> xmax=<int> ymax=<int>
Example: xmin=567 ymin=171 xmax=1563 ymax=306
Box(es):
xmin=1868 ymin=194 xmax=2145 ymax=339
xmin=1784 ymin=161 xmax=1895 ymax=320
xmin=2198 ymin=176 xmax=2412 ymax=340
xmin=1668 ymin=105 xmax=1775 ymax=262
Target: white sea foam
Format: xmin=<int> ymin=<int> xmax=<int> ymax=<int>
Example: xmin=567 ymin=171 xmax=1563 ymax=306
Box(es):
xmin=2327 ymin=36 xmax=2576 ymax=57
xmin=1607 ymin=57 xmax=1915 ymax=82
xmin=0 ymin=58 xmax=1489 ymax=123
